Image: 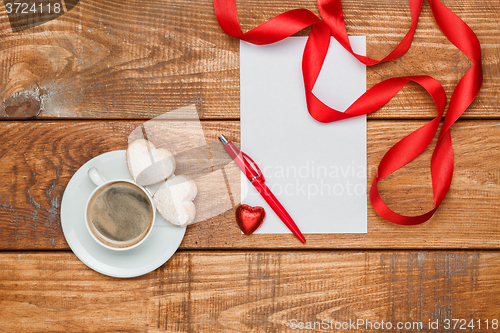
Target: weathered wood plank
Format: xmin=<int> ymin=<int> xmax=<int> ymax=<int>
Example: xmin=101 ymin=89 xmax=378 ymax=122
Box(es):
xmin=0 ymin=120 xmax=499 ymax=250
xmin=0 ymin=251 xmax=498 ymax=332
xmin=0 ymin=0 xmax=497 ymax=119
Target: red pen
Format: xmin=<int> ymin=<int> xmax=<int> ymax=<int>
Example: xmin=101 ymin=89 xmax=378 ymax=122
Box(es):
xmin=219 ymin=135 xmax=306 ymax=243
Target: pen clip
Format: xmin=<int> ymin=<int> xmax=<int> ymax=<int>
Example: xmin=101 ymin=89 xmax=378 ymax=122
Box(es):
xmin=241 ymin=151 xmax=265 ymax=182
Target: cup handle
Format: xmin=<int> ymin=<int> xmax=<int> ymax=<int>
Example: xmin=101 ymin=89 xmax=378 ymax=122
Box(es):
xmin=88 ymin=167 xmax=107 ymax=187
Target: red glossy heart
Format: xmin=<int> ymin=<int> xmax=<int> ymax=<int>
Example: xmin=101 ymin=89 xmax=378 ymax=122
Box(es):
xmin=235 ymin=204 xmax=266 ymax=235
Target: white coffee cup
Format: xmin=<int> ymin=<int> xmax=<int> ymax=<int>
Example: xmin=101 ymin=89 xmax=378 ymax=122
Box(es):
xmin=85 ymin=167 xmax=156 ymax=251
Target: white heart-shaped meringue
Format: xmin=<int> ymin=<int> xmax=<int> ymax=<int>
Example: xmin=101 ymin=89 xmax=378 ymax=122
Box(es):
xmin=153 ymin=175 xmax=197 ymax=226
xmin=126 ymin=138 xmax=176 ymax=186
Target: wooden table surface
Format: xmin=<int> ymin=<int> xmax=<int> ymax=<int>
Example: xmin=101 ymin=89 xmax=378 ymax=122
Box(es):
xmin=1 ymin=0 xmax=499 ymax=331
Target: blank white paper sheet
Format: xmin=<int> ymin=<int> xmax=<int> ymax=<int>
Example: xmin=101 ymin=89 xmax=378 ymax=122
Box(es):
xmin=240 ymin=36 xmax=367 ymax=234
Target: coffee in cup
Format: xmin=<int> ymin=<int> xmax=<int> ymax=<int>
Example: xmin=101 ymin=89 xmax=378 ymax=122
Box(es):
xmin=86 ymin=168 xmax=156 ymax=250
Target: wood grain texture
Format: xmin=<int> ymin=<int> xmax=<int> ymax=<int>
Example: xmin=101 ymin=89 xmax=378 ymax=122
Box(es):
xmin=0 ymin=251 xmax=498 ymax=332
xmin=0 ymin=0 xmax=497 ymax=119
xmin=1 ymin=120 xmax=499 ymax=250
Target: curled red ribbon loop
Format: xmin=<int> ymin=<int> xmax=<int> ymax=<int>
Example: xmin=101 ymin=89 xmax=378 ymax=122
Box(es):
xmin=213 ymin=0 xmax=483 ymax=225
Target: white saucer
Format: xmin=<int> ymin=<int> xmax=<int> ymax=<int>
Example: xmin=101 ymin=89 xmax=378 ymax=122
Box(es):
xmin=61 ymin=150 xmax=186 ymax=278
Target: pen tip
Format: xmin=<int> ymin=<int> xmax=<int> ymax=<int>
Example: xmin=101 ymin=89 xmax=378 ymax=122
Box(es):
xmin=219 ymin=135 xmax=228 ymax=145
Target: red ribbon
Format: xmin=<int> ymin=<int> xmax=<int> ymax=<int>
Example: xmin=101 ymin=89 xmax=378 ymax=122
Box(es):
xmin=213 ymin=0 xmax=483 ymax=225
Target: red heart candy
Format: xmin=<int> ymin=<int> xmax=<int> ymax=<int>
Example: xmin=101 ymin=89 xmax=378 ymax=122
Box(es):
xmin=235 ymin=204 xmax=266 ymax=235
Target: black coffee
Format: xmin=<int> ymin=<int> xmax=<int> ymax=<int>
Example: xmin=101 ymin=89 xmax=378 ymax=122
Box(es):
xmin=87 ymin=181 xmax=154 ymax=248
